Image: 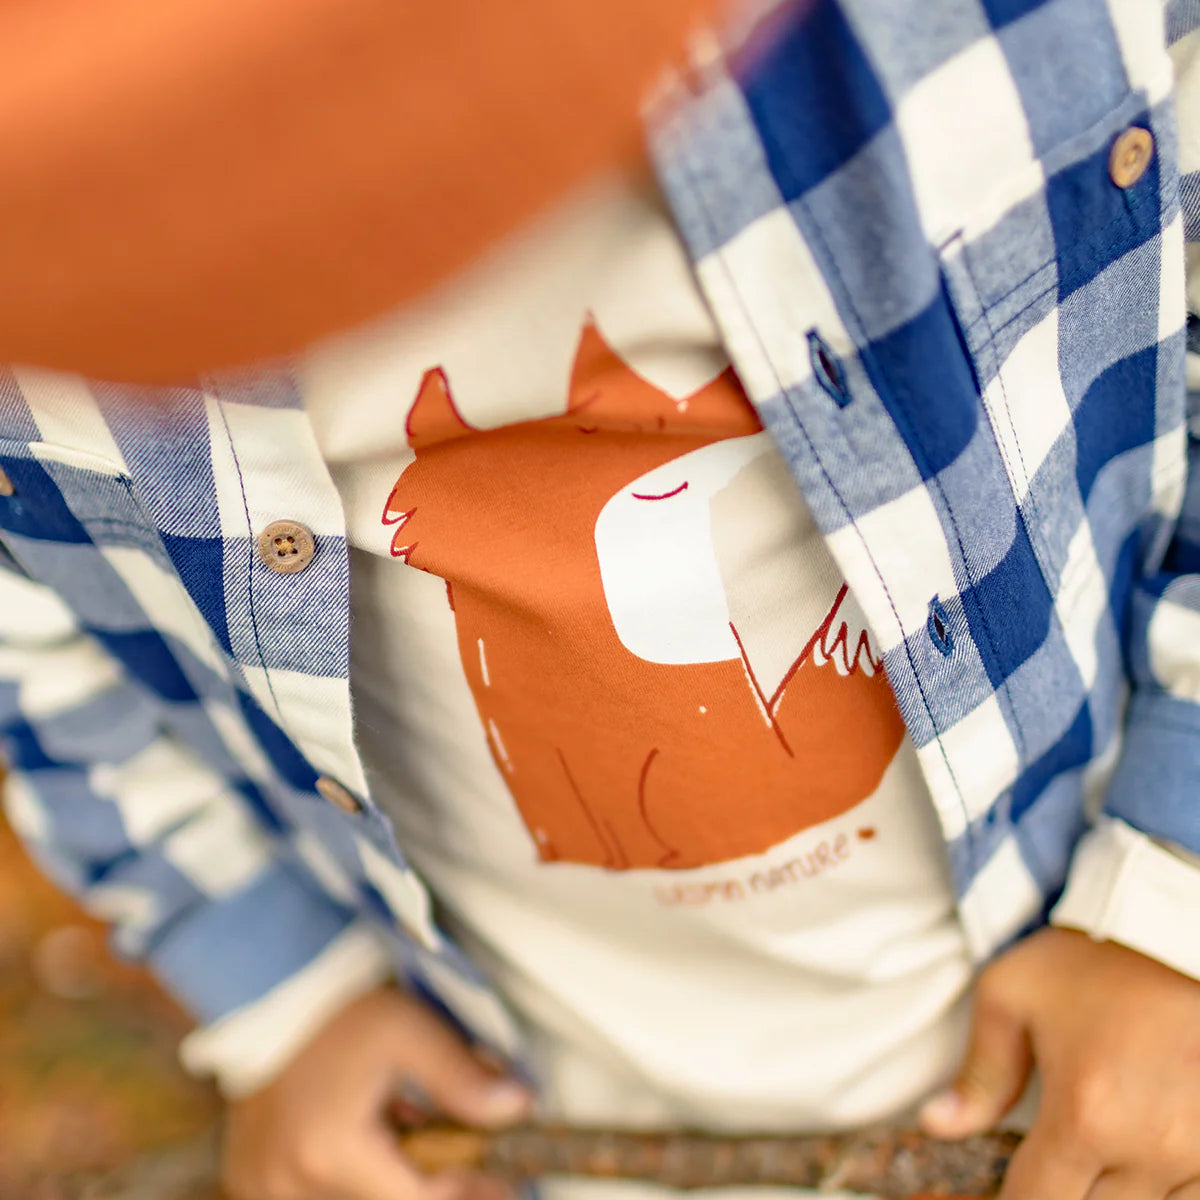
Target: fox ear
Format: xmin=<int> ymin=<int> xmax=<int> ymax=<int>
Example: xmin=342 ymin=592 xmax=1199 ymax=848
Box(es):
xmin=567 ymin=316 xmax=631 ymax=415
xmin=406 ymin=367 xmax=474 ymax=450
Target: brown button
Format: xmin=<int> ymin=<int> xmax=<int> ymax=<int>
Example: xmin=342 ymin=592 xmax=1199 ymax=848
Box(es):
xmin=0 ymin=466 xmax=14 ymax=497
xmin=257 ymin=519 xmax=316 ymax=575
xmin=1109 ymin=127 xmax=1154 ymax=189
xmin=316 ymin=775 xmax=364 ymax=815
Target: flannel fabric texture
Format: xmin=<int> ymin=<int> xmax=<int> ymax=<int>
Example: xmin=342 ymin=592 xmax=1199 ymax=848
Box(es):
xmin=1 ymin=0 xmax=1199 ymax=1086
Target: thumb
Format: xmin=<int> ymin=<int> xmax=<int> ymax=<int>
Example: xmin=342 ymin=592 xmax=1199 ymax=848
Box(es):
xmin=920 ymin=993 xmax=1033 ymax=1138
xmin=400 ymin=1004 xmax=533 ymax=1130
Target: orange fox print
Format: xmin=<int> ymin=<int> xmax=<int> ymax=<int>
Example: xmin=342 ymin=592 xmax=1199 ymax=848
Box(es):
xmin=383 ymin=320 xmax=906 ymax=870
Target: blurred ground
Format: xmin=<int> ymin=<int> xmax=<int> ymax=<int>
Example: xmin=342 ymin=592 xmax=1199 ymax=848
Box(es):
xmin=0 ymin=809 xmax=220 ymax=1197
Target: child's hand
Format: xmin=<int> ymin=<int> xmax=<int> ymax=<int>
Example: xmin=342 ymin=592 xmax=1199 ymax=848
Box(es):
xmin=920 ymin=927 xmax=1200 ymax=1199
xmin=220 ymin=985 xmax=532 ymax=1200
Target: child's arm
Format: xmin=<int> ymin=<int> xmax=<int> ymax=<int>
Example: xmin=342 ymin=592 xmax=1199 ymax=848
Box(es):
xmin=0 ymin=555 xmax=384 ymax=1097
xmin=1039 ymin=1 xmax=1200 ymax=1016
xmin=0 ymin=0 xmax=719 ymax=382
xmin=0 ymin=538 xmax=535 ymax=1199
xmin=917 ymin=15 xmax=1200 ymax=1197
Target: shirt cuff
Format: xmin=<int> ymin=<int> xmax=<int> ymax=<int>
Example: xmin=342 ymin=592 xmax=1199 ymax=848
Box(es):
xmin=1051 ymin=817 xmax=1200 ymax=981
xmin=1103 ymin=688 xmax=1200 ymax=853
xmin=179 ymin=920 xmax=396 ymax=1098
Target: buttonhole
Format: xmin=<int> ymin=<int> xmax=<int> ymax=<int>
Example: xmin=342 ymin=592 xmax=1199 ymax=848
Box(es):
xmin=927 ymin=595 xmax=954 ymax=657
xmin=808 ymin=329 xmax=852 ymax=408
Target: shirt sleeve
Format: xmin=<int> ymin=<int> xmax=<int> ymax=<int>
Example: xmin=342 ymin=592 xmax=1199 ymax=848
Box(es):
xmin=1051 ymin=6 xmax=1200 ymax=977
xmin=0 ymin=559 xmax=394 ymax=1095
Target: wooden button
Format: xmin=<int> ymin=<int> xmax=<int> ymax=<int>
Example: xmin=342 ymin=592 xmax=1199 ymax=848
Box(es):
xmin=0 ymin=466 xmax=14 ymax=497
xmin=316 ymin=775 xmax=364 ymax=815
xmin=1109 ymin=127 xmax=1154 ymax=189
xmin=257 ymin=519 xmax=316 ymax=575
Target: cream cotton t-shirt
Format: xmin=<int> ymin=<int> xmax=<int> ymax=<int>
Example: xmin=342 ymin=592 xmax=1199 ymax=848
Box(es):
xmin=300 ymin=171 xmax=973 ymax=1140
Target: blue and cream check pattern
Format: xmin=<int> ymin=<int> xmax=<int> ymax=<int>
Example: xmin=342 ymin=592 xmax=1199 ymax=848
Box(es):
xmin=1 ymin=0 xmax=1199 ymax=1087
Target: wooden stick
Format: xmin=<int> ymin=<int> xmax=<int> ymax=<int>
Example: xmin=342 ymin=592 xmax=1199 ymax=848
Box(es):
xmin=398 ymin=1123 xmax=1023 ymax=1197
xmin=61 ymin=1122 xmax=1021 ymax=1198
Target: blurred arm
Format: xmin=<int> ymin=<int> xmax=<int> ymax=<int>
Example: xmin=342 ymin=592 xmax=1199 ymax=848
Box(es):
xmin=0 ymin=0 xmax=718 ymax=380
xmin=0 ymin=560 xmax=393 ymax=1094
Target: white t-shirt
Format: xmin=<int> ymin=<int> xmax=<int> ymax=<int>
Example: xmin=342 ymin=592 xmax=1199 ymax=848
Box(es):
xmin=301 ymin=171 xmax=973 ymax=1136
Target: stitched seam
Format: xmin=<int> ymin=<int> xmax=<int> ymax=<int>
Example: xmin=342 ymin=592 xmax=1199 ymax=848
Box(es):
xmin=212 ymin=398 xmax=289 ymax=735
xmin=958 ymin=248 xmax=1055 ymax=635
xmin=960 ymin=193 xmax=1157 ymax=341
xmin=885 ymin=249 xmax=1041 ymax=827
xmin=972 ymin=283 xmax=1057 ymax=346
xmin=72 ymin=516 xmax=162 ymax=534
xmin=961 ymin=262 xmax=1056 ymax=339
xmin=662 ymin=112 xmax=974 ymax=859
xmin=956 ymin=238 xmax=1034 ymax=509
xmin=954 ymin=242 xmax=1091 ymax=871
xmin=793 ymin=192 xmax=1034 ymax=873
xmin=795 ymin=216 xmax=980 ymax=856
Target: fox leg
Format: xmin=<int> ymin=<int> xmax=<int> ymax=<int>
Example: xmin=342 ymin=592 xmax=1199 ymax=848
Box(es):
xmin=543 ymin=746 xmax=679 ymax=871
xmin=553 ymin=748 xmax=631 ymax=869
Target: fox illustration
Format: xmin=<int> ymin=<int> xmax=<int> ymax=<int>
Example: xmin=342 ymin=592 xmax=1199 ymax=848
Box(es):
xmin=383 ymin=320 xmax=905 ymax=870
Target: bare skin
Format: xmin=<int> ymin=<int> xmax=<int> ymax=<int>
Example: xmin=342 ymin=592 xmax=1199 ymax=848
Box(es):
xmin=921 ymin=927 xmax=1200 ymax=1200
xmin=221 ymin=986 xmax=531 ymax=1200
xmin=224 ymin=929 xmax=1200 ymax=1200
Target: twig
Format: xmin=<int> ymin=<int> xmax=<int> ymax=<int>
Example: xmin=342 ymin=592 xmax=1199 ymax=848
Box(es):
xmin=59 ymin=1122 xmax=1022 ymax=1199
xmin=400 ymin=1124 xmax=1019 ymax=1196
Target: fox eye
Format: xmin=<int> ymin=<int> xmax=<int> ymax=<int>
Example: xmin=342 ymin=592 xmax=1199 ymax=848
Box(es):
xmin=631 ymin=481 xmax=689 ymax=502
xmin=577 ymin=425 xmax=599 ymax=434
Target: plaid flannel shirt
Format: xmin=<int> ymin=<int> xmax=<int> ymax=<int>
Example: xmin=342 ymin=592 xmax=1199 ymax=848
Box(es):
xmin=2 ymin=0 xmax=1200 ymax=1093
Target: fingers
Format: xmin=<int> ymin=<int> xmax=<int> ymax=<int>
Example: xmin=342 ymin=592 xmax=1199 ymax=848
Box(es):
xmin=997 ymin=1122 xmax=1098 ymax=1200
xmin=389 ymin=996 xmax=531 ymax=1128
xmin=228 ymin=1122 xmax=514 ymax=1200
xmin=920 ymin=984 xmax=1033 ymax=1138
xmin=219 ymin=987 xmax=530 ymax=1200
xmin=316 ymin=1128 xmax=422 ymax=1200
xmin=1085 ymin=1172 xmax=1178 ymax=1200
